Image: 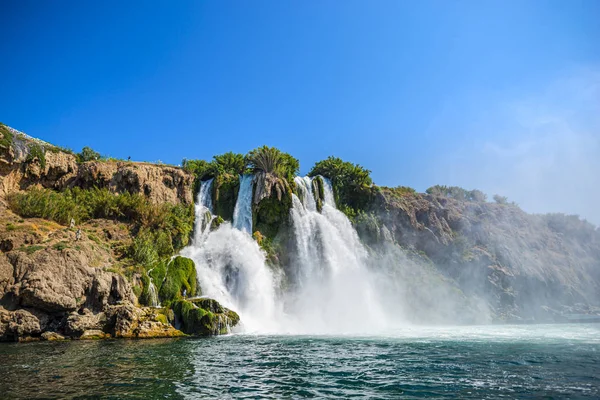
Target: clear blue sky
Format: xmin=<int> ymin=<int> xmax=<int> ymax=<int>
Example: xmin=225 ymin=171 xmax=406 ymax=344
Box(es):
xmin=2 ymin=1 xmax=599 ymax=221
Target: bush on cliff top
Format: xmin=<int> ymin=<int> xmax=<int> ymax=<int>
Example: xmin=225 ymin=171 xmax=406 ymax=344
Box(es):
xmin=77 ymin=146 xmax=101 ymax=162
xmin=426 ymin=185 xmax=487 ymax=202
xmin=308 ymin=156 xmax=373 ymax=215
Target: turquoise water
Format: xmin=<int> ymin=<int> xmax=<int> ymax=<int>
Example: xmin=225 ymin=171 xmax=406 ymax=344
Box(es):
xmin=1 ymin=324 xmax=599 ymax=399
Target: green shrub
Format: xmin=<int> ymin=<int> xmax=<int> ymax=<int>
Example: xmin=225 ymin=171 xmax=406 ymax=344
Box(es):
xmin=7 ymin=187 xmax=194 ymax=254
xmin=308 ymin=156 xmax=373 ymax=215
xmin=19 ymin=245 xmax=45 ymax=255
xmin=52 ymin=241 xmax=69 ymax=251
xmin=212 ymin=152 xmax=247 ymax=176
xmin=426 ymin=185 xmax=487 ymax=202
xmin=77 ymin=146 xmax=101 ymax=162
xmin=0 ymin=123 xmax=14 ymax=153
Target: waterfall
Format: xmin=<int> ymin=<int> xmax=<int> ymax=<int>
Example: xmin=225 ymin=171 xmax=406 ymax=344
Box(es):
xmin=232 ymin=174 xmax=254 ymax=234
xmin=180 ymin=173 xmax=393 ymax=334
xmin=198 ymin=178 xmax=214 ymax=213
xmin=191 ymin=179 xmax=215 ymax=246
xmin=181 ymin=174 xmax=280 ymax=332
xmin=147 ymin=268 xmax=160 ymax=308
xmin=294 ymin=176 xmax=317 ymax=212
xmin=287 ymin=176 xmax=389 ymax=334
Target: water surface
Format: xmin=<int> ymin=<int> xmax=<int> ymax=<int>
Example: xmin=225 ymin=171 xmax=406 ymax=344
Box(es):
xmin=1 ymin=324 xmax=599 ymax=399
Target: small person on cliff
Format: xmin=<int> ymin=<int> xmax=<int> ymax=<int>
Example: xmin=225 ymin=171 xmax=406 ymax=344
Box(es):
xmin=75 ymin=228 xmax=82 ymax=241
xmin=70 ymin=218 xmax=75 ymax=229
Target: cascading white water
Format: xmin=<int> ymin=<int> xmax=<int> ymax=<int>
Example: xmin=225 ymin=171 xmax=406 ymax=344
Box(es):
xmin=232 ymin=174 xmax=254 ymax=234
xmin=198 ymin=178 xmax=214 ymax=213
xmin=181 ymin=175 xmax=280 ymax=333
xmin=287 ymin=176 xmax=390 ymax=334
xmin=147 ymin=268 xmax=160 ymax=308
xmin=182 ymin=174 xmax=394 ymax=335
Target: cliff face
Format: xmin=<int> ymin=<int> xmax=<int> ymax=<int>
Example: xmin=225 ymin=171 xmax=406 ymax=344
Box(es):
xmin=0 ymin=133 xmax=194 ymax=205
xmin=0 ymin=128 xmax=232 ymax=341
xmin=364 ymin=188 xmax=600 ymax=321
xmin=2 ymin=125 xmax=598 ymax=337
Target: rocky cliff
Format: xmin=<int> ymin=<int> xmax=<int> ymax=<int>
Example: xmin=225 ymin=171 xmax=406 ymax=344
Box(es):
xmin=1 ymin=124 xmax=598 ymax=340
xmin=0 ymin=125 xmax=238 ymax=341
xmin=0 ymin=126 xmax=194 ymax=206
xmin=360 ymin=187 xmax=600 ymax=322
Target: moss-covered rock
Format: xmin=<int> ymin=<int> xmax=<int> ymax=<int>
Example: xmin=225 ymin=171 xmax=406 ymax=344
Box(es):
xmin=312 ymin=175 xmax=325 ymax=212
xmin=173 ymin=298 xmax=240 ymax=336
xmin=210 ymin=215 xmax=224 ymax=231
xmin=253 ymin=185 xmax=293 ymax=240
xmin=213 ymin=174 xmax=239 ymax=221
xmin=158 ymin=256 xmax=197 ymax=306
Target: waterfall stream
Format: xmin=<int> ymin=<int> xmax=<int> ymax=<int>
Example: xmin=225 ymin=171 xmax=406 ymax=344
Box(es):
xmin=232 ymin=174 xmax=254 ymax=234
xmin=288 ymin=176 xmax=388 ymax=333
xmin=147 ymin=268 xmax=160 ymax=308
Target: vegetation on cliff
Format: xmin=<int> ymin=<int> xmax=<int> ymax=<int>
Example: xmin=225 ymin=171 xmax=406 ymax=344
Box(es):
xmin=308 ymin=156 xmax=375 ymax=217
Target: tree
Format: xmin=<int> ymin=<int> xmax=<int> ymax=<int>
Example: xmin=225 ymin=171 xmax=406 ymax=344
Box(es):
xmin=246 ymin=145 xmax=299 ymax=182
xmin=308 ymin=156 xmax=373 ymax=214
xmin=77 ymin=146 xmax=101 ymax=162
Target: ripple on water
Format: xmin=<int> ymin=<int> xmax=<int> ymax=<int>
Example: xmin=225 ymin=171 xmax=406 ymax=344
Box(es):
xmin=0 ymin=325 xmax=598 ymax=399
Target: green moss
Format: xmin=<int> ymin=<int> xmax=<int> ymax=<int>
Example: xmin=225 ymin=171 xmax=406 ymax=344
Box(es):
xmin=210 ymin=215 xmax=224 ymax=231
xmin=173 ymin=298 xmax=240 ymax=336
xmin=213 ymin=174 xmax=239 ymax=221
xmin=253 ymin=189 xmax=292 ymax=240
xmin=158 ymin=256 xmax=197 ymax=306
xmin=155 ymin=314 xmax=168 ymax=325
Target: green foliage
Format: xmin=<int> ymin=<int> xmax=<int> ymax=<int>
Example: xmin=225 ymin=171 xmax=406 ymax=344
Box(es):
xmin=158 ymin=256 xmax=197 ymax=307
xmin=182 ymin=159 xmax=212 ymax=180
xmin=213 ymin=174 xmax=239 ymax=221
xmin=18 ymin=245 xmax=45 ymax=255
xmin=0 ymin=123 xmax=14 ymax=153
xmin=173 ymin=298 xmax=239 ymax=335
xmin=183 ymin=152 xmax=246 ymax=181
xmin=426 ymin=185 xmax=487 ymax=202
xmin=493 ymin=194 xmax=508 ymax=204
xmin=7 ymin=187 xmax=194 ymax=254
xmin=212 ymin=152 xmax=247 ymax=176
xmin=77 ymin=146 xmax=101 ymax=162
xmin=246 ymin=145 xmax=299 ymax=183
xmin=26 ymin=143 xmax=46 ymax=170
xmin=308 ymin=156 xmax=374 ymax=215
xmin=253 ymin=193 xmax=292 ymax=240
